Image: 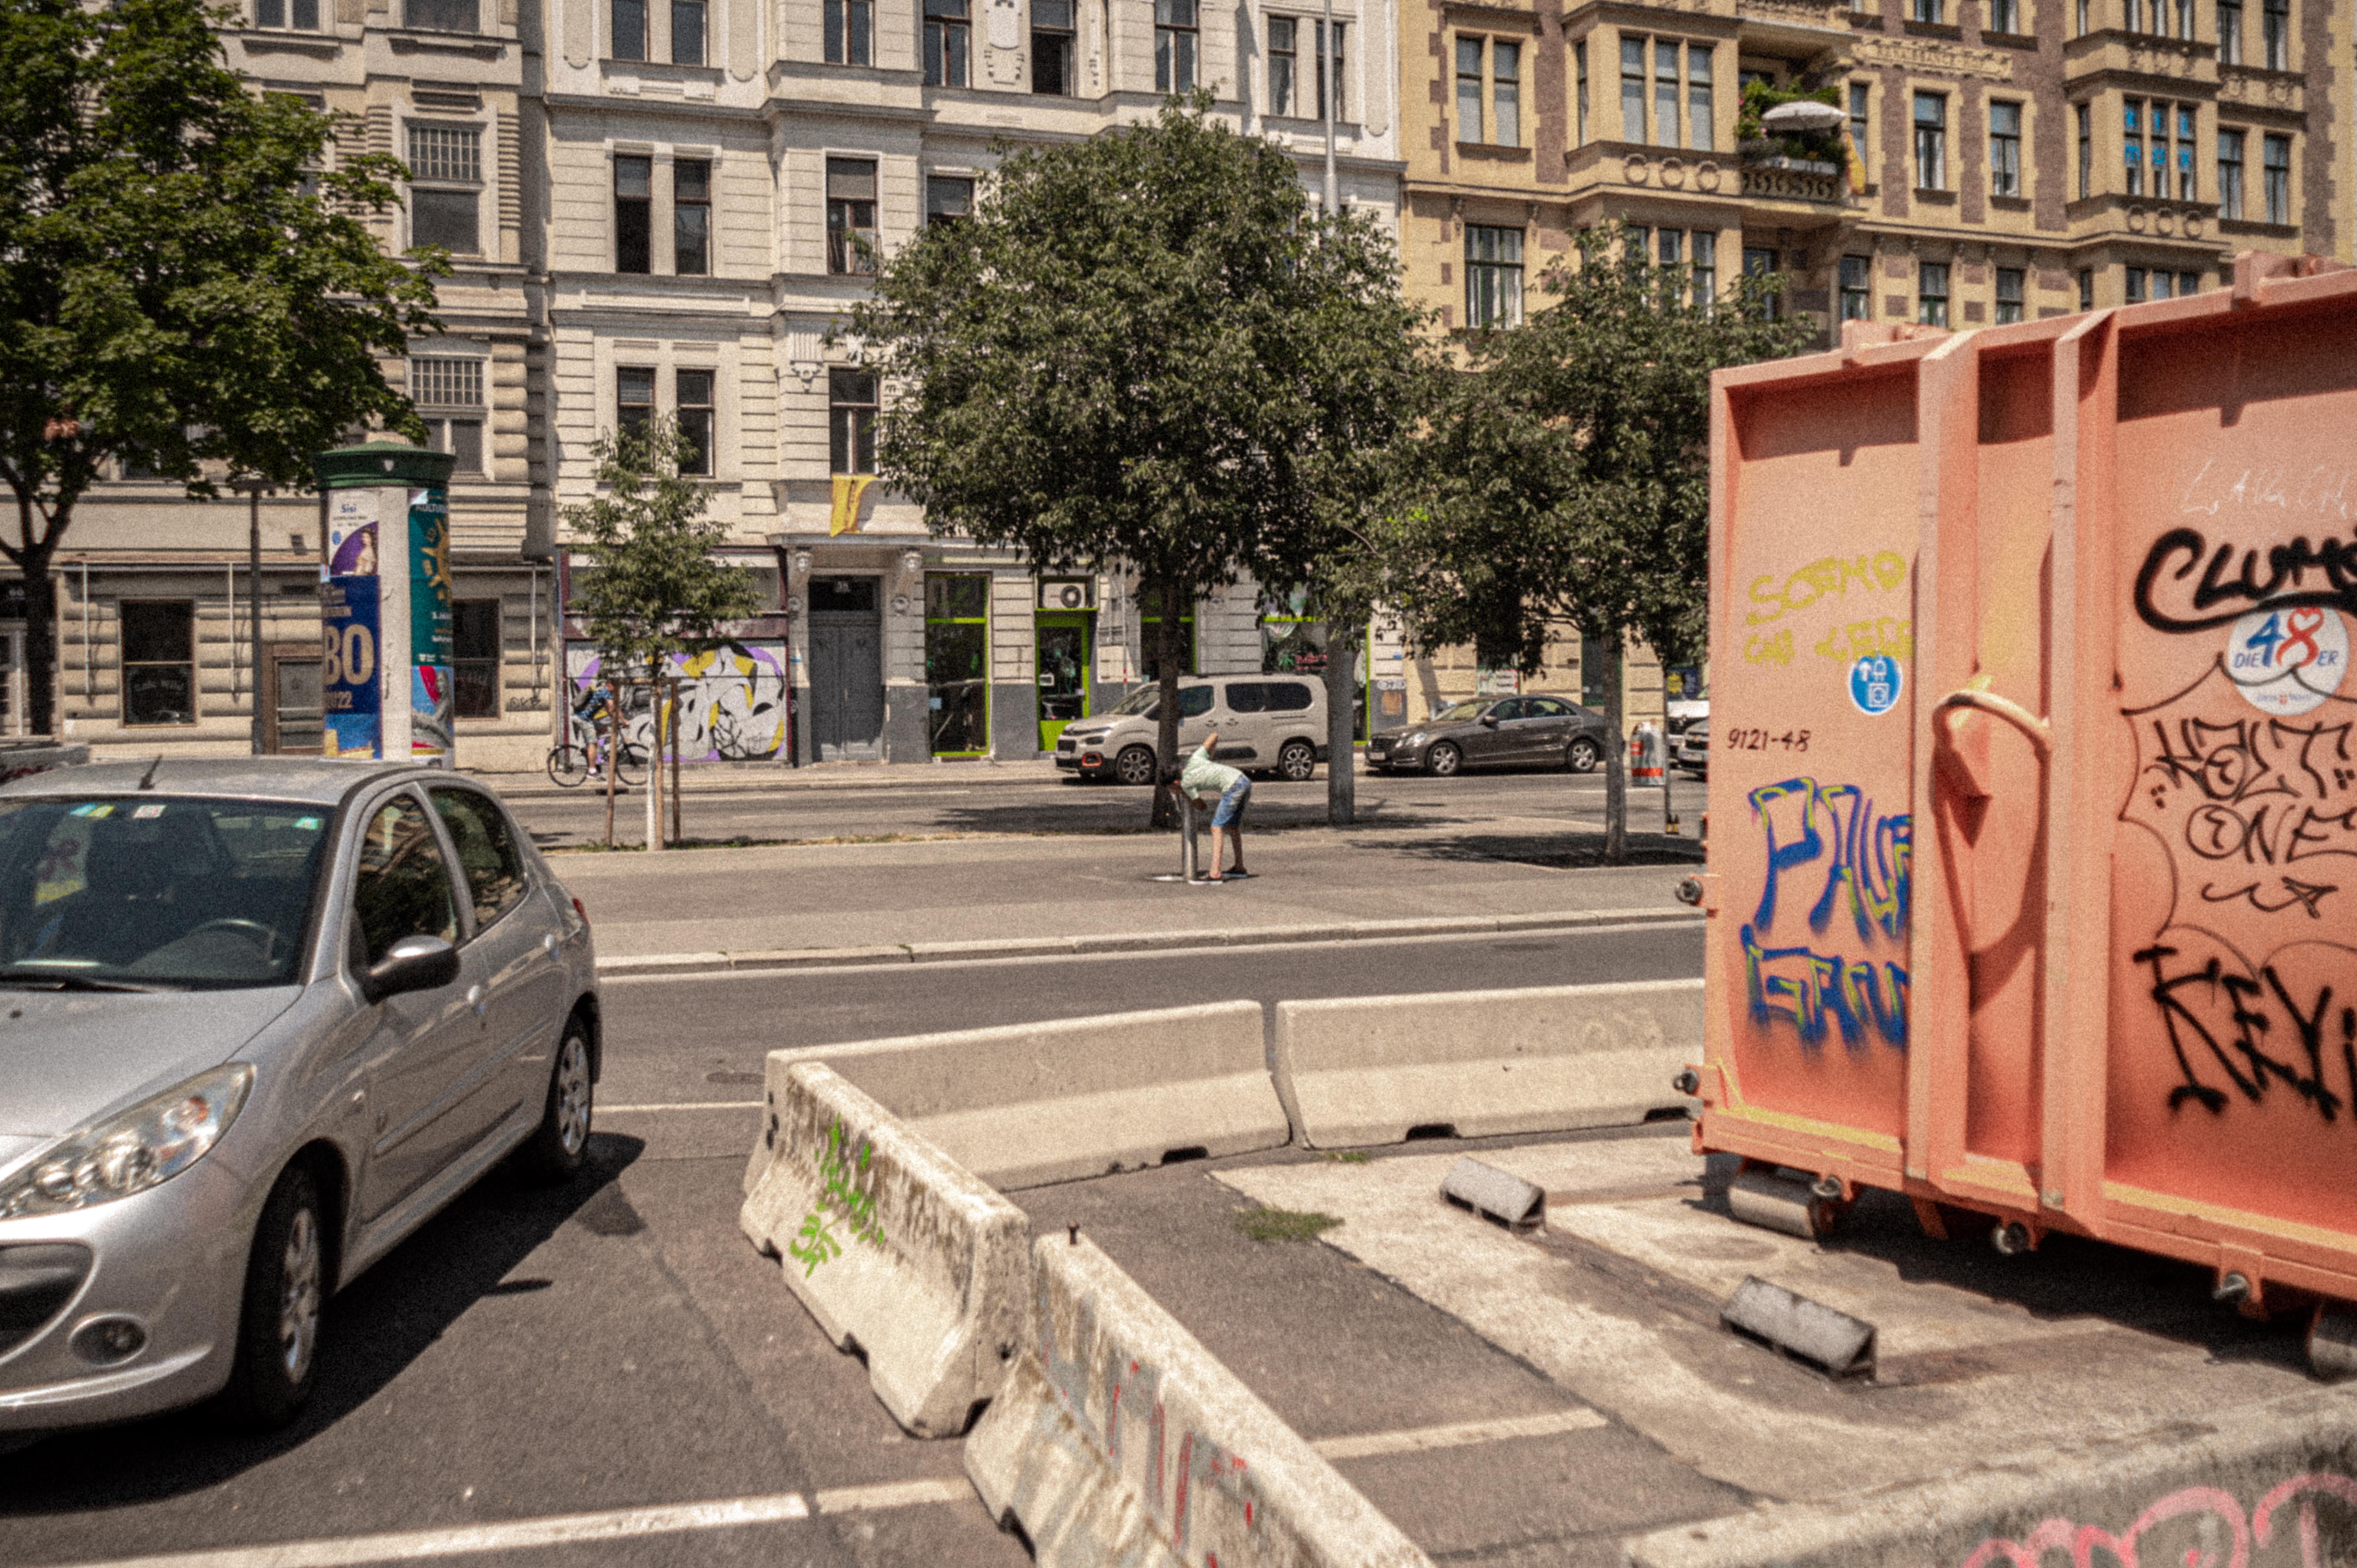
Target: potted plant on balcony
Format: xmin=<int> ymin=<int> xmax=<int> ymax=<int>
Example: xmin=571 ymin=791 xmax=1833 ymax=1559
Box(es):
xmin=1737 ymin=81 xmax=1846 ymax=174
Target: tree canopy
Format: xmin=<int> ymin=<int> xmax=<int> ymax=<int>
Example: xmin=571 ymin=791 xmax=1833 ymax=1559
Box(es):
xmin=0 ymin=0 xmax=442 ymax=733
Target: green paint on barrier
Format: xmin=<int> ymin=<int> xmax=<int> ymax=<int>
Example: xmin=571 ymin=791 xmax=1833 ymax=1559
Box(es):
xmin=787 ymin=1119 xmax=890 ymax=1278
xmin=1233 ymin=1207 xmax=1344 ymax=1244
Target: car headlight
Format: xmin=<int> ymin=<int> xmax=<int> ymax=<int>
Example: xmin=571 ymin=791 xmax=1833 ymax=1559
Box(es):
xmin=0 ymin=1065 xmax=254 ymax=1219
xmin=1405 ymin=732 xmax=1425 ymax=746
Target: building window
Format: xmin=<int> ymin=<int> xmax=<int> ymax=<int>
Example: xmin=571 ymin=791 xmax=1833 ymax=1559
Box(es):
xmin=1620 ymin=38 xmax=1644 ymax=143
xmin=1464 ymin=225 xmax=1524 ymax=328
xmin=826 ymin=158 xmax=877 ymax=275
xmin=1574 ymin=42 xmax=1588 ymax=145
xmin=1155 ymin=0 xmax=1196 ymax=93
xmin=2218 ymin=129 xmax=2245 ymax=218
xmin=2079 ymin=268 xmax=2094 ymax=309
xmin=1989 ymin=101 xmax=2021 ymax=197
xmin=1455 ymin=37 xmax=1482 ymax=139
xmin=1840 ymin=254 xmax=1872 ymax=320
xmin=1658 ymin=228 xmax=1682 ymax=269
xmin=614 ymin=154 xmax=651 ymax=273
xmin=668 ymin=158 xmax=711 ymax=275
xmin=2261 ymin=0 xmax=2287 ymax=69
xmin=452 ymin=601 xmax=501 ymax=719
xmin=2124 ymin=100 xmax=2145 ymax=196
xmin=1744 ymin=246 xmax=1780 ymax=319
xmin=1489 ymin=39 xmax=1516 ymax=144
xmin=2175 ymin=105 xmax=2195 ymax=199
xmin=1913 ymin=93 xmax=1946 ymax=190
xmin=1989 ymin=0 xmax=2017 ymax=28
xmin=2076 ymin=0 xmax=2087 ymax=32
xmin=830 ymin=370 xmax=878 ymax=474
xmin=1684 ymin=43 xmax=1711 ymax=151
xmin=2263 ymin=132 xmax=2290 ymax=223
xmin=1995 ymin=266 xmax=2024 ymax=324
xmin=612 ymin=0 xmax=645 ymax=59
xmin=672 ymin=0 xmax=704 ymax=63
xmin=1274 ymin=19 xmax=1344 ymax=120
xmin=1691 ymin=230 xmax=1716 ymax=305
xmin=1033 ymin=0 xmax=1073 ymax=94
xmin=122 ymin=602 xmax=196 ymax=727
xmin=617 ymin=367 xmax=655 ymax=442
xmin=2172 ymin=0 xmax=2194 ymax=35
xmin=255 ymin=0 xmax=320 ymax=29
xmin=412 ymin=357 xmax=484 ymax=475
xmin=406 ymin=124 xmax=480 ymax=254
xmin=1848 ymin=82 xmax=1870 ymax=167
xmin=927 ymin=175 xmax=973 ymax=225
xmin=925 ymin=0 xmax=969 ymax=86
xmin=1270 ymin=20 xmax=1300 ymax=117
xmin=2125 ymin=265 xmax=2147 ymax=302
xmin=825 ymin=0 xmax=871 ymax=62
xmin=1654 ymin=41 xmax=1678 ymax=148
xmin=2218 ymin=0 xmax=2242 ymax=62
xmin=672 ymin=369 xmax=715 ymax=475
xmin=1919 ymin=261 xmax=1950 ymax=327
xmin=2179 ymin=269 xmax=2201 ymax=295
xmin=2076 ymin=102 xmax=2092 ymax=198
xmin=406 ymin=0 xmax=478 ymax=32
xmin=924 ymin=575 xmax=990 ymax=756
xmin=1911 ymin=0 xmax=1941 ymax=20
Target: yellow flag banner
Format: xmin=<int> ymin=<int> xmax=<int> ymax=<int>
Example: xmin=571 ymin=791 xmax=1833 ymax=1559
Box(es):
xmin=1846 ymin=144 xmax=1869 ymax=194
xmin=829 ymin=474 xmax=875 ymax=537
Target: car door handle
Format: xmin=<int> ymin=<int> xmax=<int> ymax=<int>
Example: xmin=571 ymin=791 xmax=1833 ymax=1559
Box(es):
xmin=466 ymin=984 xmax=487 ymax=1020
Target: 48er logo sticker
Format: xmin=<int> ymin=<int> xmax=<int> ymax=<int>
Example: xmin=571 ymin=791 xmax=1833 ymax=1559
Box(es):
xmin=2226 ymin=607 xmax=2349 ymax=716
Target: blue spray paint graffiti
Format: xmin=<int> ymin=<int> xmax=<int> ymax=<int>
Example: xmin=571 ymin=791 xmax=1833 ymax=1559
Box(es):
xmin=1741 ymin=777 xmax=1914 ymax=1052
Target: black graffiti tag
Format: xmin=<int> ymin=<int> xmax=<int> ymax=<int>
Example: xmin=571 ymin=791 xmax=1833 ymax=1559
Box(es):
xmin=2135 ymin=943 xmax=2354 ymax=1124
xmin=2135 ymin=526 xmax=2357 ymax=634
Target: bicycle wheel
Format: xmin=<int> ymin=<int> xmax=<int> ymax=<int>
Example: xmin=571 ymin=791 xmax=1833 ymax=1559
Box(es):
xmin=612 ymin=744 xmax=647 ymax=790
xmin=547 ymin=743 xmax=589 ymax=789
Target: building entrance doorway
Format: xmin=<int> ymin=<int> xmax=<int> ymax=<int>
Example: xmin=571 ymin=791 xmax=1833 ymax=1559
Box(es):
xmin=261 ymin=641 xmax=324 ymax=753
xmin=807 ymin=575 xmax=884 ymax=761
xmin=1036 ymin=610 xmax=1092 ymax=752
xmin=0 ymin=627 xmax=23 ymax=737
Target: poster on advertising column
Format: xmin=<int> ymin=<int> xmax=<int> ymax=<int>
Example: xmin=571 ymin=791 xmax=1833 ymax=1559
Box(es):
xmin=407 ymin=487 xmax=454 ymax=764
xmin=321 ymin=490 xmax=382 ymax=760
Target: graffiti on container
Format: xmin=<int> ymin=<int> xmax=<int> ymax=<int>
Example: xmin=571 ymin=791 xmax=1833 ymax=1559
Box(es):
xmin=1952 ymin=1468 xmax=2357 ymax=1568
xmin=1034 ymin=1280 xmax=1267 ymax=1561
xmin=565 ymin=641 xmax=789 ymax=761
xmin=1746 ymin=629 xmax=1796 ymax=668
xmin=1744 ymin=551 xmax=1909 ymax=627
xmin=1740 ymin=778 xmax=1912 ymax=1052
xmin=2135 ymin=521 xmax=2357 ymax=634
xmin=1814 ymin=616 xmax=1914 ymax=665
xmin=787 ymin=1118 xmax=887 ymax=1278
xmin=2133 ymin=941 xmax=2353 ymax=1122
xmin=2176 ymin=458 xmax=2357 ymax=524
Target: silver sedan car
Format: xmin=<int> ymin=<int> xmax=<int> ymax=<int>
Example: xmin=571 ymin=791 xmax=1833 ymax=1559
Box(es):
xmin=0 ymin=760 xmax=599 ymax=1436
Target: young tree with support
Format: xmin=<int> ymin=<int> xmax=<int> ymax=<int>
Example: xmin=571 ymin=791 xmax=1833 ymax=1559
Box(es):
xmin=1383 ymin=226 xmax=1808 ymax=860
xmin=0 ymin=0 xmax=444 ymax=737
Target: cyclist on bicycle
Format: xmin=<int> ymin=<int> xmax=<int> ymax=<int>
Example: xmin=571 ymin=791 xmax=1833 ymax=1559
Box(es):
xmin=572 ymin=681 xmax=617 ymax=779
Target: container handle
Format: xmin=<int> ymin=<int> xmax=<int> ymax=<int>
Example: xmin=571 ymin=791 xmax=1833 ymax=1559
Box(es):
xmin=1934 ymin=687 xmax=2051 ymax=760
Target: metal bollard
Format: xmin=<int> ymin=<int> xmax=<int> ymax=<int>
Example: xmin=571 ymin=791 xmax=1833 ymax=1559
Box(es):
xmin=1179 ymin=791 xmax=1200 ymax=882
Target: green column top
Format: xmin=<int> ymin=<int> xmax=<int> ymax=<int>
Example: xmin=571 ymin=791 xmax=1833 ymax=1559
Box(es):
xmin=312 ymin=441 xmax=456 ymax=491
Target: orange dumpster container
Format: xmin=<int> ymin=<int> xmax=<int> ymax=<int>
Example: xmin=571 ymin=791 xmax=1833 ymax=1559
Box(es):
xmin=1695 ymin=252 xmax=2357 ymax=1370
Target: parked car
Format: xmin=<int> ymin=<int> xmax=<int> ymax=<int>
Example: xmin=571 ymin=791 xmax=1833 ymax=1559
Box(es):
xmin=1665 ymin=695 xmax=1709 ymax=736
xmin=1366 ymin=694 xmax=1611 ymax=777
xmin=1676 ymin=718 xmax=1709 ymax=777
xmin=0 ymin=760 xmax=599 ymax=1437
xmin=1054 ymin=675 xmax=1329 ymax=785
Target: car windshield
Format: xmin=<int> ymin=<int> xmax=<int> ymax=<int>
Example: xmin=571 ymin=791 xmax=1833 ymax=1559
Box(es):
xmin=1107 ymin=687 xmax=1163 ymax=717
xmin=1430 ymin=700 xmax=1489 ymax=723
xmin=0 ymin=797 xmax=331 ymax=990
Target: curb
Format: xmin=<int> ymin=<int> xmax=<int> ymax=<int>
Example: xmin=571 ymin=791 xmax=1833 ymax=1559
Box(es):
xmin=594 ymin=906 xmax=1703 ymax=977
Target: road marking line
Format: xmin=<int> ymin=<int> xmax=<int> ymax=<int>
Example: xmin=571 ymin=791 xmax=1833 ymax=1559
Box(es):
xmin=46 ymin=1493 xmax=815 ymax=1568
xmin=812 ymin=1478 xmax=974 ymax=1514
xmin=1310 ymin=1406 xmax=1607 ymax=1460
xmin=599 ymin=1099 xmax=763 ymax=1113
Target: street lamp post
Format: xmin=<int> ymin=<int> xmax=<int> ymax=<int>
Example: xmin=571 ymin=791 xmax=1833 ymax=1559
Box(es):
xmin=230 ymin=478 xmax=272 ymax=755
xmin=1321 ymin=0 xmax=1338 ymax=213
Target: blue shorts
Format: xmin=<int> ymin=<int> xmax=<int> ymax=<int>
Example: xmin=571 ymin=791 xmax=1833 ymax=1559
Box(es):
xmin=1210 ymin=776 xmax=1251 ymax=828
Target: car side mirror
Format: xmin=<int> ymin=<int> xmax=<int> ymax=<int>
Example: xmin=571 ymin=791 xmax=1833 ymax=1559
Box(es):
xmin=362 ymin=934 xmax=460 ymax=1004
xmin=1479 ymin=713 xmax=1500 ymax=728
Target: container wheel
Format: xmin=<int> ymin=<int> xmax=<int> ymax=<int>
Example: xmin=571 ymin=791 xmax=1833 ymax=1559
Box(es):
xmin=2309 ymin=1303 xmax=2357 ymax=1381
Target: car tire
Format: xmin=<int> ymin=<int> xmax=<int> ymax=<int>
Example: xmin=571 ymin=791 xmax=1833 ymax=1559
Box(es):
xmin=1566 ymin=737 xmax=1601 ymax=774
xmin=1113 ymin=745 xmax=1158 ymax=787
xmin=515 ymin=1015 xmax=594 ymax=1185
xmin=222 ymin=1163 xmax=325 ymax=1432
xmin=1277 ymin=740 xmax=1317 ymax=782
xmin=1424 ymin=742 xmax=1463 ymax=778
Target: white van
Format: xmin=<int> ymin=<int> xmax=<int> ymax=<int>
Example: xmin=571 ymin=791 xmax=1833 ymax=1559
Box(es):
xmin=1052 ymin=675 xmax=1328 ymax=785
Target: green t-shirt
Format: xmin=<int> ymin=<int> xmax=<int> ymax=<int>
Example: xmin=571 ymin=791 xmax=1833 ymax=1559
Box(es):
xmin=1179 ymin=743 xmax=1244 ymax=799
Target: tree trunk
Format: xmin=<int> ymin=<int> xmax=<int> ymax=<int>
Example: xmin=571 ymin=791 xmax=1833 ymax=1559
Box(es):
xmin=22 ymin=550 xmax=57 ymax=738
xmin=1600 ymin=631 xmax=1627 ymax=864
xmin=603 ymin=679 xmax=619 ymax=849
xmin=1321 ymin=615 xmax=1357 ymax=827
xmin=644 ymin=673 xmax=663 ymax=852
xmin=669 ymin=675 xmax=683 ymax=847
xmin=1146 ymin=576 xmax=1186 ymax=831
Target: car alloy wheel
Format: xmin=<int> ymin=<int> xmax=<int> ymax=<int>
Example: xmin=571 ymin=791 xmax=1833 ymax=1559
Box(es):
xmin=1277 ymin=741 xmax=1317 ymax=782
xmin=554 ymin=1033 xmax=592 ymax=1158
xmin=1566 ymin=737 xmax=1601 ymax=773
xmin=519 ymin=1017 xmax=596 ymax=1183
xmin=223 ymin=1163 xmax=326 ymax=1431
xmin=1114 ymin=745 xmax=1157 ymax=786
xmin=1425 ymin=742 xmax=1462 ymax=777
xmin=278 ymin=1204 xmax=322 ymax=1386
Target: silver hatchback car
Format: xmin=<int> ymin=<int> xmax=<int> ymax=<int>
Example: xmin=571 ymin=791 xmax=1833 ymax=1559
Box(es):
xmin=0 ymin=760 xmax=599 ymax=1437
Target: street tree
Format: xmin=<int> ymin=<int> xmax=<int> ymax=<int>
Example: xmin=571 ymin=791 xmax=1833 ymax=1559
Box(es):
xmin=847 ymin=95 xmax=1407 ymax=827
xmin=0 ymin=0 xmax=444 ymax=736
xmin=1384 ymin=225 xmax=1810 ymax=859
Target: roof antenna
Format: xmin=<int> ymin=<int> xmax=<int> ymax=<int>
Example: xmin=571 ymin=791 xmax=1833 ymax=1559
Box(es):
xmin=136 ymin=755 xmax=164 ymax=792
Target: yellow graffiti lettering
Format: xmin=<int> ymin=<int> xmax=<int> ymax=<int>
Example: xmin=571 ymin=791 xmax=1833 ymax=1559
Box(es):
xmin=1744 ymin=551 xmax=1910 ymax=626
xmin=1814 ymin=618 xmax=1914 ymax=664
xmin=1745 ymin=630 xmax=1795 ymax=667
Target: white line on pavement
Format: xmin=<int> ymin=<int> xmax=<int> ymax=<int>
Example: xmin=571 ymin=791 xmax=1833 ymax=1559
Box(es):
xmin=599 ymin=1100 xmax=763 ymax=1113
xmin=1310 ymin=1407 xmax=1607 ymax=1460
xmin=811 ymin=1478 xmax=975 ymax=1514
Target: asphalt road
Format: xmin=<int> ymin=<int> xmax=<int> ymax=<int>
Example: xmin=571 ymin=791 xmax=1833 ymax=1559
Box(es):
xmin=1 ymin=924 xmax=1709 ymax=1568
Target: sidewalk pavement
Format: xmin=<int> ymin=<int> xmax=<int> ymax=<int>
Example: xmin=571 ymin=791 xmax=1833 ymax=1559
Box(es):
xmin=478 ymin=757 xmax=1101 ymax=800
xmin=554 ymin=825 xmax=1701 ymax=972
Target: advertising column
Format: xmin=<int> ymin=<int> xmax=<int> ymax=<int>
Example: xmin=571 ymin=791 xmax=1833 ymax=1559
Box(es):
xmin=310 ymin=443 xmax=459 ymax=766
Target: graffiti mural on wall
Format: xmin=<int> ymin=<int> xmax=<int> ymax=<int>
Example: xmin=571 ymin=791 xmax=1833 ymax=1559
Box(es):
xmin=1741 ymin=777 xmax=1913 ymax=1052
xmin=564 ymin=641 xmax=790 ymax=762
xmin=1952 ymin=1469 xmax=2357 ymax=1568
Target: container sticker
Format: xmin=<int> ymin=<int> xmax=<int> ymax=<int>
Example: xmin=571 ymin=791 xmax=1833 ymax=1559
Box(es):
xmin=1849 ymin=654 xmax=1904 ymax=717
xmin=2225 ymin=607 xmax=2348 ymax=716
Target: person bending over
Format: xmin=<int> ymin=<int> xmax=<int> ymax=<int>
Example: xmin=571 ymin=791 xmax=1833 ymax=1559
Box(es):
xmin=1170 ymin=733 xmax=1251 ymax=883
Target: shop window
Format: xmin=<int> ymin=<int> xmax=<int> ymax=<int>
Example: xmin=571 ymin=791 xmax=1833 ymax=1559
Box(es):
xmin=1260 ymin=590 xmax=1326 ymax=675
xmin=615 ymin=155 xmax=651 ymax=273
xmin=826 ymin=158 xmax=877 ymax=275
xmin=2219 ymin=130 xmax=2245 ymax=218
xmin=1033 ymin=0 xmax=1073 ymax=94
xmin=412 ymin=357 xmax=484 ymax=475
xmin=1919 ymin=261 xmax=1950 ymax=327
xmin=676 ymin=369 xmax=715 ymax=476
xmin=613 ymin=0 xmax=645 ymax=59
xmin=618 ymin=366 xmax=655 ymax=441
xmin=1989 ymin=101 xmax=2021 ymax=197
xmin=924 ymin=0 xmax=969 ymax=87
xmin=824 ymin=0 xmax=871 ymax=63
xmin=928 ymin=175 xmax=973 ymax=225
xmin=2263 ymin=133 xmax=2290 ymax=224
xmin=1464 ymin=225 xmax=1523 ymax=328
xmin=407 ymin=124 xmax=480 ymax=254
xmin=672 ymin=0 xmax=704 ymax=63
xmin=675 ymin=158 xmax=710 ymax=274
xmin=452 ymin=600 xmax=501 ymax=718
xmin=406 ymin=0 xmax=478 ymax=30
xmin=122 ymin=601 xmax=196 ymax=728
xmin=1140 ymin=611 xmax=1197 ymax=682
xmin=924 ymin=573 xmax=989 ymax=755
xmin=830 ymin=370 xmax=876 ymax=475
xmin=1995 ymin=266 xmax=2024 ymax=324
xmin=1913 ymin=93 xmax=1946 ymax=191
xmin=1154 ymin=0 xmax=1196 ymax=93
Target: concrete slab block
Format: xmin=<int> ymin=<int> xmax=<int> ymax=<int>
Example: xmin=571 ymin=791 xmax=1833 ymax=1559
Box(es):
xmin=965 ymin=1232 xmax=1432 ymax=1568
xmin=740 ymin=1063 xmax=1030 ymax=1438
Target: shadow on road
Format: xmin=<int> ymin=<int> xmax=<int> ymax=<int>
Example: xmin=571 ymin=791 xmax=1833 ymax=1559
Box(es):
xmin=0 ymin=1131 xmax=647 ymax=1511
xmin=1385 ymin=830 xmax=1707 ymax=869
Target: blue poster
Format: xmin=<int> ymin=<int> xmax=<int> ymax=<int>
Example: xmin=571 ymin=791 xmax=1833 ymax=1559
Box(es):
xmin=321 ymin=575 xmax=381 ymax=760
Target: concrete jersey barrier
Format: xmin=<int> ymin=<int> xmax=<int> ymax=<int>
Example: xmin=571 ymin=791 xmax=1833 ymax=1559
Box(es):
xmin=1271 ymin=979 xmax=1703 ymax=1149
xmin=740 ymin=1061 xmax=1030 ymax=1437
xmin=967 ymin=1233 xmax=1432 ymax=1568
xmin=763 ymin=1001 xmax=1287 ymax=1189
